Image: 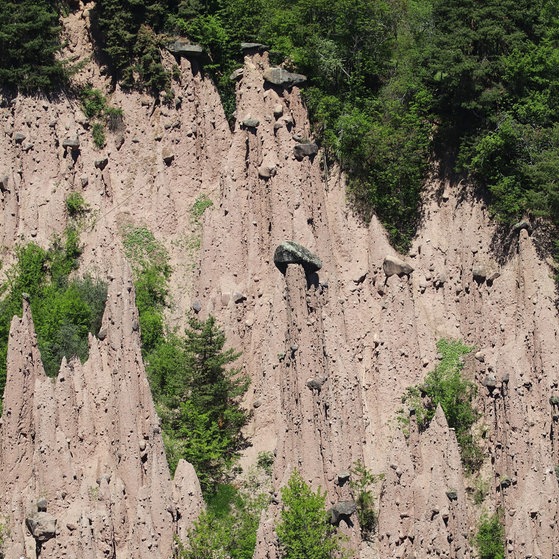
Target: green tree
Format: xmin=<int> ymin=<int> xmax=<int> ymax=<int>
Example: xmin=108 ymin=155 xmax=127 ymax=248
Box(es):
xmin=156 ymin=316 xmax=250 ymax=490
xmin=0 ymin=0 xmax=67 ymax=91
xmin=276 ymin=471 xmax=343 ymax=559
xmin=475 ymin=512 xmax=505 ymax=559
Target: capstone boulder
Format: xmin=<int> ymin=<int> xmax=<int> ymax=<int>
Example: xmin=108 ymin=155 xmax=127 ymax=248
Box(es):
xmin=274 ymin=241 xmax=322 ymax=274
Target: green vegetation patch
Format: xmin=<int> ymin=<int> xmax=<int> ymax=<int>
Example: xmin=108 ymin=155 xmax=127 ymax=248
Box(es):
xmin=349 ymin=461 xmax=383 ymax=540
xmin=0 ymin=229 xmax=108 ymax=411
xmin=399 ymin=339 xmax=483 ymax=472
xmin=122 ymin=224 xmax=249 ymax=492
xmin=179 ymin=460 xmax=272 ymax=559
xmin=277 ymin=470 xmax=347 ymax=559
xmin=475 ymin=512 xmax=505 ymax=559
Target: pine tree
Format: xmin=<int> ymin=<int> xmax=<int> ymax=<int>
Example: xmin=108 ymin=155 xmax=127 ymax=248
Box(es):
xmin=157 ymin=316 xmax=250 ymax=491
xmin=276 ymin=471 xmax=343 ymax=559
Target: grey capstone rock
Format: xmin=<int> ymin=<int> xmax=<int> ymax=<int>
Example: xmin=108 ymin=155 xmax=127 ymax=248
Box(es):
xmin=383 ymin=255 xmax=414 ymax=277
xmin=512 ymin=220 xmax=532 ymax=235
xmin=293 ymin=142 xmax=318 ymax=160
xmin=229 ymin=68 xmax=244 ymax=81
xmin=95 ymin=157 xmax=108 ymax=170
xmin=328 ymin=501 xmax=357 ymax=526
xmin=37 ymin=498 xmax=48 ymax=512
xmin=241 ymin=117 xmax=260 ymax=129
xmin=240 ymin=42 xmax=269 ymax=52
xmin=26 ymin=512 xmax=57 ymax=542
xmin=337 ymin=471 xmax=351 ymax=485
xmin=191 ymin=300 xmax=202 ymax=313
xmin=63 ymin=137 xmax=80 ymax=149
xmin=263 ymin=67 xmax=307 ymax=88
xmin=306 ymin=376 xmax=327 ymax=391
xmin=166 ymin=40 xmax=204 ymax=57
xmin=14 ymin=132 xmax=26 ymax=143
xmin=274 ymin=241 xmax=322 ymax=274
xmin=162 ymin=148 xmax=175 ymax=165
xmin=446 ymin=490 xmax=458 ymax=501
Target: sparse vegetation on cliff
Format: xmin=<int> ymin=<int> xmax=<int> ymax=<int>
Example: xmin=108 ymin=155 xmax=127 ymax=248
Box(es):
xmin=277 ymin=471 xmax=346 ymax=559
xmin=122 ymin=225 xmax=249 ymax=491
xmin=349 ymin=461 xmax=383 ymax=540
xmin=399 ymin=339 xmax=483 ymax=472
xmin=0 ymin=229 xmax=107 ymax=407
xmin=475 ymin=512 xmax=505 ymax=559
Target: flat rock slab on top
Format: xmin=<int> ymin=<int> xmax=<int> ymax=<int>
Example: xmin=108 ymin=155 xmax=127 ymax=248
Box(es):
xmin=263 ymin=67 xmax=307 ymax=88
xmin=166 ymin=40 xmax=204 ymax=57
xmin=274 ymin=241 xmax=322 ymax=274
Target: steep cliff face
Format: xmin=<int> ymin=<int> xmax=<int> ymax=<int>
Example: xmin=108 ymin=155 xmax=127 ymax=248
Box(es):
xmin=1 ymin=7 xmax=559 ymax=559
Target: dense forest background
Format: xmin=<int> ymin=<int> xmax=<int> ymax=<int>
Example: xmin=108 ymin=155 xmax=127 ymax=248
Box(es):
xmin=1 ymin=0 xmax=558 ymax=251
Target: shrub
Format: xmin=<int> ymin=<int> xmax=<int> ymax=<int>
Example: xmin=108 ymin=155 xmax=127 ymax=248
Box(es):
xmin=256 ymin=451 xmax=275 ymax=475
xmin=0 ymin=230 xmax=107 ymax=409
xmin=400 ymin=339 xmax=482 ymax=472
xmin=92 ymin=123 xmax=106 ymax=148
xmin=276 ymin=471 xmax=344 ymax=559
xmin=179 ymin=462 xmax=272 ymax=559
xmin=80 ymin=87 xmax=107 ymax=119
xmin=191 ymin=194 xmax=213 ymax=223
xmin=349 ymin=461 xmax=383 ymax=539
xmin=475 ymin=512 xmax=505 ymax=559
xmin=65 ymin=192 xmax=88 ymax=217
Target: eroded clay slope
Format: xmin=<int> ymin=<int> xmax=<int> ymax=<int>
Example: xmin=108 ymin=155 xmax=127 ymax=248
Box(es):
xmin=0 ymin=260 xmax=203 ymax=559
xmin=1 ymin=6 xmax=559 ymax=559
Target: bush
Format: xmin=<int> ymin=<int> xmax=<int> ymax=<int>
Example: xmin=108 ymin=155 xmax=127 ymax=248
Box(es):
xmin=0 ymin=230 xmax=107 ymax=410
xmin=276 ymin=471 xmax=344 ymax=559
xmin=475 ymin=512 xmax=505 ymax=559
xmin=65 ymin=192 xmax=88 ymax=217
xmin=92 ymin=123 xmax=106 ymax=148
xmin=179 ymin=462 xmax=272 ymax=559
xmin=400 ymin=339 xmax=483 ymax=472
xmin=349 ymin=461 xmax=383 ymax=539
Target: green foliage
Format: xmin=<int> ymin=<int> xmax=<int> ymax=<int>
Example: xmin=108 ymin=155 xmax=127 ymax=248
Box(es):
xmin=92 ymin=123 xmax=106 ymax=148
xmin=276 ymin=471 xmax=346 ymax=559
xmin=155 ymin=316 xmax=250 ymax=491
xmin=191 ymin=194 xmax=213 ymax=223
xmin=122 ymin=225 xmax=249 ymax=491
xmin=256 ymin=451 xmax=274 ymax=475
xmin=65 ymin=192 xmax=88 ymax=217
xmin=473 ymin=477 xmax=489 ymax=505
xmin=179 ymin=462 xmax=272 ymax=559
xmin=475 ymin=512 xmax=505 ymax=559
xmin=400 ymin=339 xmax=483 ymax=472
xmin=122 ymin=225 xmax=170 ymax=354
xmin=0 ymin=0 xmax=67 ymax=91
xmin=80 ymin=87 xmax=123 ymax=147
xmin=0 ymin=230 xmax=107 ymax=410
xmin=80 ymin=87 xmax=107 ymax=119
xmin=349 ymin=461 xmax=383 ymax=540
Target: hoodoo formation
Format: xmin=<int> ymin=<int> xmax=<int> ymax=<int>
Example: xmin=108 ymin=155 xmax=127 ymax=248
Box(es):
xmin=1 ymin=2 xmax=559 ymax=559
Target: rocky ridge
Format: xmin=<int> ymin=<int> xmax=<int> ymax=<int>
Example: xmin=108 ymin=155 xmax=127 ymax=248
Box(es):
xmin=0 ymin=5 xmax=559 ymax=558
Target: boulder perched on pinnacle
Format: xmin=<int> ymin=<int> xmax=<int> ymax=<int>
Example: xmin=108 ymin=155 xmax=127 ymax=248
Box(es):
xmin=263 ymin=67 xmax=307 ymax=88
xmin=383 ymin=255 xmax=414 ymax=277
xmin=274 ymin=241 xmax=322 ymax=274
